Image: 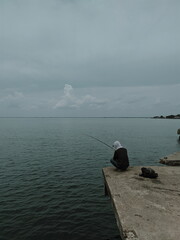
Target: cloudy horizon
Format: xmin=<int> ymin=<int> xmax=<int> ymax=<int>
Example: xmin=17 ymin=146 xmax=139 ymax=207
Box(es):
xmin=1 ymin=0 xmax=180 ymax=117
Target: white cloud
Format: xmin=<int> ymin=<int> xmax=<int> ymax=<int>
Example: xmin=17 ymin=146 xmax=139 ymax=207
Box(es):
xmin=54 ymin=84 xmax=108 ymax=109
xmin=0 ymin=84 xmax=179 ymax=117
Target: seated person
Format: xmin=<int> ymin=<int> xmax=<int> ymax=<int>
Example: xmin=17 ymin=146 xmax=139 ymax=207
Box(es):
xmin=110 ymin=141 xmax=129 ymax=170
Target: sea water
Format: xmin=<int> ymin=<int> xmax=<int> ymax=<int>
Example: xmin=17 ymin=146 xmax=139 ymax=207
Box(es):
xmin=0 ymin=117 xmax=179 ymax=240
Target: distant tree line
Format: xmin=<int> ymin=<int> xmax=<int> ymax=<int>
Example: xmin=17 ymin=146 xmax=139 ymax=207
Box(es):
xmin=153 ymin=114 xmax=180 ymax=119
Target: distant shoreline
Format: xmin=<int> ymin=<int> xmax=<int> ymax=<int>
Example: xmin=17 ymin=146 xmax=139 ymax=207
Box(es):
xmin=153 ymin=114 xmax=180 ymax=119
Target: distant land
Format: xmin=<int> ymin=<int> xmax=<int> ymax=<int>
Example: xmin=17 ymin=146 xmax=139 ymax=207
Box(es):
xmin=153 ymin=114 xmax=180 ymax=119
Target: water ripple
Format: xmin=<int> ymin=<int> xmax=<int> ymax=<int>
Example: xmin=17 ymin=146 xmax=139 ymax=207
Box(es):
xmin=1 ymin=118 xmax=180 ymax=240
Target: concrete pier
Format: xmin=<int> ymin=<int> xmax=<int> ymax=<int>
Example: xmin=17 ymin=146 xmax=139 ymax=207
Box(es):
xmin=103 ymin=166 xmax=180 ymax=240
xmin=160 ymin=152 xmax=180 ymax=166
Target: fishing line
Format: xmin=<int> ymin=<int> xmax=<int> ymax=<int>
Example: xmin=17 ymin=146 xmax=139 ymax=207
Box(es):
xmin=85 ymin=134 xmax=114 ymax=150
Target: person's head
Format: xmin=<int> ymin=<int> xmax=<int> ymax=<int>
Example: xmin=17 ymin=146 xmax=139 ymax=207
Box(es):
xmin=113 ymin=141 xmax=123 ymax=150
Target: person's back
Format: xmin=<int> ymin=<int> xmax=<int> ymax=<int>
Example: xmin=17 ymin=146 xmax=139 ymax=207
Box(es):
xmin=110 ymin=141 xmax=129 ymax=170
xmin=114 ymin=147 xmax=129 ymax=170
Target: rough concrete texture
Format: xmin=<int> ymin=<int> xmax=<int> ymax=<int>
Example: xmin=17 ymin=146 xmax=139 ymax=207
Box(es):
xmin=102 ymin=166 xmax=180 ymax=240
xmin=160 ymin=152 xmax=180 ymax=166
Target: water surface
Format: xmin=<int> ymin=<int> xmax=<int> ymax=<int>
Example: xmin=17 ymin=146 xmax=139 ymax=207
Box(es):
xmin=0 ymin=118 xmax=179 ymax=240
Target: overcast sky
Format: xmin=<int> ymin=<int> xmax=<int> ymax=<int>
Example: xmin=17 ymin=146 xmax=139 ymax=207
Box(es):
xmin=1 ymin=0 xmax=180 ymax=117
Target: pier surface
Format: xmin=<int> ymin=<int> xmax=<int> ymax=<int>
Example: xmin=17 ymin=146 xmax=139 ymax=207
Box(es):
xmin=160 ymin=152 xmax=180 ymax=166
xmin=103 ymin=166 xmax=180 ymax=240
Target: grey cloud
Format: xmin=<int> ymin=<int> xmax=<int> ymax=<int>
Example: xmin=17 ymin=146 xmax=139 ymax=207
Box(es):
xmin=1 ymin=0 xmax=180 ymax=116
xmin=2 ymin=1 xmax=180 ymax=87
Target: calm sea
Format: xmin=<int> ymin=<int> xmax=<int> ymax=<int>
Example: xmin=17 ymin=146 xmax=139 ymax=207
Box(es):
xmin=0 ymin=118 xmax=179 ymax=240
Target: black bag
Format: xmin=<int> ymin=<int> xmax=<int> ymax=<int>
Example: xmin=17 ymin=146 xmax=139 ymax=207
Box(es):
xmin=139 ymin=167 xmax=158 ymax=178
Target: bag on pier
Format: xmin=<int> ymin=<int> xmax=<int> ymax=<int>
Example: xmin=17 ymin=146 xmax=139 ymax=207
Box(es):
xmin=139 ymin=167 xmax=158 ymax=178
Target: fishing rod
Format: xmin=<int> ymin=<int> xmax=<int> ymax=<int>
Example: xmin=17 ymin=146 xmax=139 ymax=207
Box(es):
xmin=85 ymin=134 xmax=114 ymax=150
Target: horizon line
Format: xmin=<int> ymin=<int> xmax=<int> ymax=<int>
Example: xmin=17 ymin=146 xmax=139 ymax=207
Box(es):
xmin=0 ymin=116 xmax=151 ymax=118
